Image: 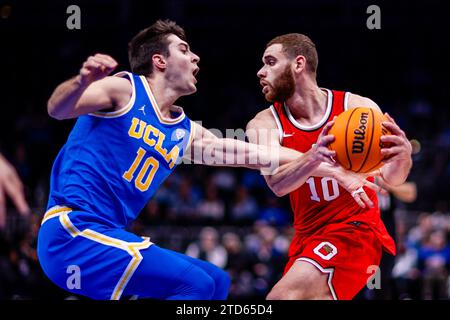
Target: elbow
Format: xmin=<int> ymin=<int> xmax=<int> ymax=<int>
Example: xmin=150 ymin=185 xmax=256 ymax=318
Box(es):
xmin=265 ymin=175 xmax=288 ymax=197
xmin=47 ymin=101 xmax=66 ymax=120
xmin=47 ymin=100 xmax=59 ymax=119
xmin=269 ymin=183 xmax=288 ymax=197
xmin=273 ymin=190 xmax=287 ymax=198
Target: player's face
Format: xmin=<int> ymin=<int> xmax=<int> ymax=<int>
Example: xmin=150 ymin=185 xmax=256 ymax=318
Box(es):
xmin=164 ymin=34 xmax=200 ymax=96
xmin=257 ymin=44 xmax=295 ymax=102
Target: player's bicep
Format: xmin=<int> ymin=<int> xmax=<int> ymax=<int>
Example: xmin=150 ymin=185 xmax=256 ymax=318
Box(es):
xmin=246 ymin=116 xmax=280 ymax=147
xmin=76 ymin=81 xmax=112 ymax=113
xmin=76 ymin=77 xmax=131 ymax=116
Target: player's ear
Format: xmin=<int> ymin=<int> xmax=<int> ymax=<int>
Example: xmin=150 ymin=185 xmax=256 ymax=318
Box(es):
xmin=152 ymin=54 xmax=167 ymax=71
xmin=294 ymin=55 xmax=306 ymax=74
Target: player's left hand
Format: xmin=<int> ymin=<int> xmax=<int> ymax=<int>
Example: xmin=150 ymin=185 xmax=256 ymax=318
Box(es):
xmin=334 ymin=167 xmax=386 ymax=208
xmin=380 ymin=113 xmax=412 ymax=164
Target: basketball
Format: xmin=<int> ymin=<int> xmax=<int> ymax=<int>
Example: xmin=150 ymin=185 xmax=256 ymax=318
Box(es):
xmin=328 ymin=107 xmax=390 ymax=173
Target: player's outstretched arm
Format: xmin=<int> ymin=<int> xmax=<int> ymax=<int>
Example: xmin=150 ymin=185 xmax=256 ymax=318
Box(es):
xmin=184 ymin=121 xmax=323 ymax=172
xmin=375 ymin=178 xmax=417 ymax=203
xmin=47 ymin=54 xmax=131 ymax=120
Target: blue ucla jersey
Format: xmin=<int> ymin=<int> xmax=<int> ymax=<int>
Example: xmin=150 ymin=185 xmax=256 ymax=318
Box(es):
xmin=47 ymin=72 xmax=194 ymax=228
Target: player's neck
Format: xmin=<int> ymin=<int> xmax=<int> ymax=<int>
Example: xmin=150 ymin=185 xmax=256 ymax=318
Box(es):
xmin=285 ymin=77 xmax=327 ymax=122
xmin=146 ymin=76 xmax=179 ymax=119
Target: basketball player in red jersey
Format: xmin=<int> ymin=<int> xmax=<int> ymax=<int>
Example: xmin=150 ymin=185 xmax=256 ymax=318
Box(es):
xmin=246 ymin=34 xmax=413 ymax=300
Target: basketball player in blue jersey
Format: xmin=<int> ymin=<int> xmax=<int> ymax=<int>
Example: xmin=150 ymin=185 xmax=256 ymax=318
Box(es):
xmin=37 ymin=20 xmax=339 ymax=300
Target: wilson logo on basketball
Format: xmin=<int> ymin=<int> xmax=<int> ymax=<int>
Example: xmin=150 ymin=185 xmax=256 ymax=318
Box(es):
xmin=352 ymin=112 xmax=369 ymax=154
xmin=328 ymin=107 xmax=391 ymax=173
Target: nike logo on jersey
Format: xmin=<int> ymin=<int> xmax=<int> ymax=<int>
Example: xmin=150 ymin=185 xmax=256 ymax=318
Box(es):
xmin=283 ymin=132 xmax=295 ymax=138
xmin=139 ymin=105 xmax=146 ymax=116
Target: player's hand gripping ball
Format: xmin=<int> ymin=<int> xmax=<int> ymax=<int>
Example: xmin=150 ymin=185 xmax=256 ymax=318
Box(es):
xmin=328 ymin=107 xmax=391 ymax=173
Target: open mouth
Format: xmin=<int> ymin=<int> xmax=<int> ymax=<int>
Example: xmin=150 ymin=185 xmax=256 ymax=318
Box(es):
xmin=193 ymin=68 xmax=200 ymax=77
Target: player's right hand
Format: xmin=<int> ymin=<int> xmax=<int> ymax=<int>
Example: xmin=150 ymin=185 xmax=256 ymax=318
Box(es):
xmin=78 ymin=54 xmax=118 ymax=86
xmin=309 ymin=120 xmax=337 ymax=166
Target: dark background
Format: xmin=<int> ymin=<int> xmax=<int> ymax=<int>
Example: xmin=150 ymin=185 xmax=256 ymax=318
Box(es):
xmin=0 ymin=0 xmax=449 ymax=300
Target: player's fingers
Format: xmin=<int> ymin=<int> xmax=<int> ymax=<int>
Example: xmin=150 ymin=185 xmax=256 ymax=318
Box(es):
xmin=92 ymin=56 xmax=117 ymax=69
xmin=320 ymin=120 xmax=335 ymax=137
xmin=382 ymin=156 xmax=401 ymax=164
xmin=80 ymin=67 xmax=90 ymax=77
xmin=365 ymin=168 xmax=382 ymax=178
xmin=99 ymin=55 xmax=118 ymax=68
xmin=318 ymin=134 xmax=335 ymax=146
xmin=94 ymin=53 xmax=115 ymax=61
xmin=382 ymin=121 xmax=406 ymax=137
xmin=359 ymin=191 xmax=374 ymax=208
xmin=320 ymin=156 xmax=336 ymax=166
xmin=381 ymin=146 xmax=402 ymax=157
xmin=380 ymin=135 xmax=403 ymax=145
xmin=318 ymin=147 xmax=336 ymax=158
xmin=317 ymin=153 xmax=336 ymax=165
xmin=87 ymin=56 xmax=112 ymax=69
xmin=352 ymin=193 xmax=366 ymax=208
xmin=84 ymin=60 xmax=101 ymax=69
xmin=363 ymin=180 xmax=384 ymax=194
xmin=89 ymin=57 xmax=112 ymax=71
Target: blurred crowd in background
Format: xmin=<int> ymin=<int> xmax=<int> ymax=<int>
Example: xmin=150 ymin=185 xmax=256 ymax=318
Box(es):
xmin=1 ymin=0 xmax=449 ymax=299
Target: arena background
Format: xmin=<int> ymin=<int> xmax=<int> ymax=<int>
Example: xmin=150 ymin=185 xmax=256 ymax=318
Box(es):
xmin=0 ymin=0 xmax=449 ymax=300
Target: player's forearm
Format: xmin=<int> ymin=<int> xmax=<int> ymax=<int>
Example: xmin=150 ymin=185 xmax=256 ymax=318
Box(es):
xmin=380 ymin=158 xmax=412 ymax=186
xmin=47 ymin=75 xmax=87 ymax=120
xmin=265 ymin=151 xmax=322 ymax=196
xmin=206 ymin=138 xmax=281 ymax=170
xmin=389 ymin=181 xmax=417 ymax=203
xmin=265 ymin=148 xmax=346 ymax=196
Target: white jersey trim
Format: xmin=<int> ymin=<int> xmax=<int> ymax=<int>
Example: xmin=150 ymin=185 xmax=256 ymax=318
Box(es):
xmin=186 ymin=120 xmax=197 ymax=151
xmin=296 ymin=257 xmax=338 ymax=300
xmin=58 ymin=211 xmax=152 ymax=300
xmin=89 ymin=71 xmax=136 ymax=118
xmin=269 ymin=105 xmax=283 ymax=144
xmin=140 ymin=76 xmax=186 ymax=125
xmin=283 ymin=88 xmax=333 ymax=131
xmin=344 ymin=91 xmax=351 ymax=111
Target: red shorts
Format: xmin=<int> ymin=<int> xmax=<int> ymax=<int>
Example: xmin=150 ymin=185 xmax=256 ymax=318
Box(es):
xmin=284 ymin=221 xmax=384 ymax=300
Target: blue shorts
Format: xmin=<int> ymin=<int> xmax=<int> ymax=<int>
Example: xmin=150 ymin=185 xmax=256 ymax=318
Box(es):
xmin=37 ymin=206 xmax=230 ymax=300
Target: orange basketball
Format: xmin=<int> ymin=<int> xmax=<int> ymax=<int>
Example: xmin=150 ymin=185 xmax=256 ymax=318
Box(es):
xmin=328 ymin=107 xmax=390 ymax=173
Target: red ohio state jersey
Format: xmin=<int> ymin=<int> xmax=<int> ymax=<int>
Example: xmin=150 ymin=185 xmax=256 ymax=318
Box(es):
xmin=270 ymin=89 xmax=395 ymax=256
